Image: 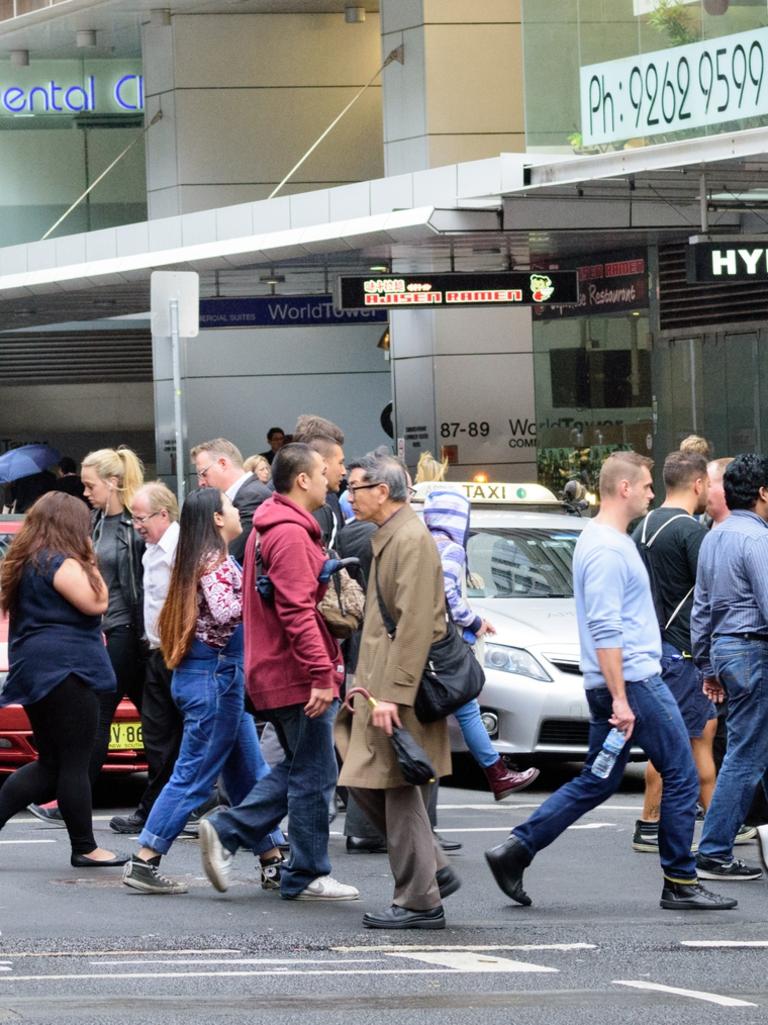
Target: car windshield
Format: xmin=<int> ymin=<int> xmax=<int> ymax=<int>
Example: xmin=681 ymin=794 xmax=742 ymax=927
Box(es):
xmin=466 ymin=528 xmax=579 ymax=599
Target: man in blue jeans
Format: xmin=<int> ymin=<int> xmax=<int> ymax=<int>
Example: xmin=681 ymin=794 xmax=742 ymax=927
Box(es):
xmin=485 ymin=451 xmax=736 ymax=912
xmin=198 ymin=443 xmax=359 ymax=902
xmin=692 ymin=452 xmax=768 ymax=881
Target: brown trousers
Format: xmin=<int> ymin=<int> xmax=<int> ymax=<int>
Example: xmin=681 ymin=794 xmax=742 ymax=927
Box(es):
xmin=348 ymin=784 xmax=449 ymax=910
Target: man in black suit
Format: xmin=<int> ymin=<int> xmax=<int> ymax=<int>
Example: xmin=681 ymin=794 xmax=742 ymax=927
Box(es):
xmin=260 ymin=427 xmax=286 ymax=466
xmin=190 ymin=437 xmax=270 ymax=563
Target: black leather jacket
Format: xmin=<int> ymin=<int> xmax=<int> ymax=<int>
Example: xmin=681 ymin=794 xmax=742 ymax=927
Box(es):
xmin=91 ymin=509 xmax=145 ymax=636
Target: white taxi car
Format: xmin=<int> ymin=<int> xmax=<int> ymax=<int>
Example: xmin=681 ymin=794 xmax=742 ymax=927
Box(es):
xmin=412 ymin=481 xmax=592 ymax=759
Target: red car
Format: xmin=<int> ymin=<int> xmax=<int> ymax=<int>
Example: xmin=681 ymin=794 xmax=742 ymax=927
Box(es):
xmin=0 ymin=515 xmax=146 ymax=775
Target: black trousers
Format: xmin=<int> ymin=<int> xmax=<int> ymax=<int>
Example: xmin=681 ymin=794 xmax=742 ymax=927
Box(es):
xmin=88 ymin=624 xmax=146 ymax=785
xmin=136 ymin=648 xmax=184 ymax=819
xmin=0 ymin=675 xmax=98 ymax=854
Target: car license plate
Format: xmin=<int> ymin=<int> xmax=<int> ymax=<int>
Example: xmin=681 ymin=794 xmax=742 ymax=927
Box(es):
xmin=108 ymin=722 xmax=143 ymax=751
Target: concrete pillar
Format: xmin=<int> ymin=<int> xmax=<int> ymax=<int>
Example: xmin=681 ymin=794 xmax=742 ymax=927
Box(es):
xmin=379 ymin=0 xmax=525 ymax=175
xmin=142 ymin=12 xmax=384 ymax=217
xmin=381 ymin=0 xmax=535 ymax=480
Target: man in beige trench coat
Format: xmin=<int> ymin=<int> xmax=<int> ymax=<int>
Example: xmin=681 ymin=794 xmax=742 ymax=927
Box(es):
xmin=335 ymin=450 xmax=459 ymax=929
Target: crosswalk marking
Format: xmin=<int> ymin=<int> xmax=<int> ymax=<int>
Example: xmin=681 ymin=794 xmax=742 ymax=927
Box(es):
xmin=613 ymin=980 xmax=757 ymax=1008
xmin=389 ymin=951 xmax=557 ymax=973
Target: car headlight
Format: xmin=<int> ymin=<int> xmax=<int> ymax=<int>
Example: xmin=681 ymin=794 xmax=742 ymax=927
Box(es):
xmin=483 ymin=643 xmax=552 ymax=682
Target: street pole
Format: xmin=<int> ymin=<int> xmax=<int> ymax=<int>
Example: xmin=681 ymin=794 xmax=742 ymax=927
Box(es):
xmin=169 ymin=297 xmax=185 ymax=506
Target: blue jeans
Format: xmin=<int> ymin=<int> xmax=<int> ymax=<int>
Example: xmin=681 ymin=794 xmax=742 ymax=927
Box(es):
xmin=513 ymin=676 xmax=699 ymax=882
xmin=454 ymin=699 xmax=498 ymax=768
xmin=212 ymin=699 xmax=339 ymax=898
xmin=139 ymin=630 xmax=282 ymax=857
xmin=699 ymin=636 xmax=768 ymax=863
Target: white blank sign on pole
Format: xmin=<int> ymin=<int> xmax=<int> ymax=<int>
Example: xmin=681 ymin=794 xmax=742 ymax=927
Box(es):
xmin=151 ymin=271 xmax=200 ymax=337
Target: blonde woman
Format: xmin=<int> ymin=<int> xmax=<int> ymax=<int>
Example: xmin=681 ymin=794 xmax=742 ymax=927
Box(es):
xmin=243 ymin=454 xmax=272 ymax=485
xmin=28 ymin=447 xmax=147 ymax=823
xmin=414 ymin=451 xmax=448 ymax=485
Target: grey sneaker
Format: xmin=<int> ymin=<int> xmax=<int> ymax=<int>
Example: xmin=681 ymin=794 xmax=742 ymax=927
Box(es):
xmin=734 ymin=824 xmax=757 ymax=845
xmin=122 ymin=856 xmax=188 ymax=894
xmin=695 ymin=854 xmax=762 ymax=881
xmin=291 ymin=875 xmax=360 ymax=901
xmin=198 ymin=819 xmax=233 ymax=893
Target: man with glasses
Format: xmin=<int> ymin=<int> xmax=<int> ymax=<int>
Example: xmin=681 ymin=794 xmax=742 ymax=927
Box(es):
xmin=190 ymin=438 xmax=270 ymax=563
xmin=111 ymin=482 xmax=182 ymax=835
xmin=336 ymin=450 xmax=456 ymax=929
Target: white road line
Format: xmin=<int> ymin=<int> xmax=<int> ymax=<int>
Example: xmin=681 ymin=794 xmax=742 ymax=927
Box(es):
xmin=613 ymin=980 xmax=757 ymax=1008
xmin=333 ymin=943 xmax=597 ymax=953
xmin=391 ymin=951 xmax=557 ymax=974
xmin=568 ymin=823 xmax=615 ymax=830
xmin=0 ymin=968 xmax=545 ymax=982
xmin=90 ymin=958 xmax=378 ymax=967
xmin=435 ymin=803 xmax=643 ymax=812
xmin=0 ymin=839 xmax=57 ymax=845
xmin=682 ymin=941 xmax=768 ymax=948
xmin=3 ymin=949 xmax=241 ymax=958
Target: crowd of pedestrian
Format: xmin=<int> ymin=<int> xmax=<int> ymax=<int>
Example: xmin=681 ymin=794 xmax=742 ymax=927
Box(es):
xmin=1 ymin=421 xmax=767 ymax=928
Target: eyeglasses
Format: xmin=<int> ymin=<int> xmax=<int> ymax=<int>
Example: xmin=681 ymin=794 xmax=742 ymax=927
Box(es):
xmin=131 ymin=511 xmax=162 ymax=526
xmin=347 ymin=482 xmax=383 ymax=495
xmin=196 ymin=462 xmax=215 ymax=481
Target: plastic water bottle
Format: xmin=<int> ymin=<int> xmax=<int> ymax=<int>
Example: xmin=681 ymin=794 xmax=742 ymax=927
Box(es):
xmin=591 ymin=727 xmax=626 ymax=778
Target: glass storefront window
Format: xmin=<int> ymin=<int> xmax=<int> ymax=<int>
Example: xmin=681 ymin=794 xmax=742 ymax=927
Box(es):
xmin=522 ymin=0 xmax=768 ymax=154
xmin=534 ymin=311 xmax=653 ymax=496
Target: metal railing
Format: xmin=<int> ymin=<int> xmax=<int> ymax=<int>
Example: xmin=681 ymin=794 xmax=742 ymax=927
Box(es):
xmin=0 ymin=0 xmax=74 ymax=23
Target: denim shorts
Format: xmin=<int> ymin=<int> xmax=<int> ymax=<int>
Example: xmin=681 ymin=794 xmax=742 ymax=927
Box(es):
xmin=660 ymin=640 xmax=716 ymax=738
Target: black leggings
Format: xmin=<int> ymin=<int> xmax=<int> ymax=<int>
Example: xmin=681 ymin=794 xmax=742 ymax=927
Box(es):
xmin=88 ymin=625 xmax=145 ymax=785
xmin=0 ymin=675 xmax=98 ymax=855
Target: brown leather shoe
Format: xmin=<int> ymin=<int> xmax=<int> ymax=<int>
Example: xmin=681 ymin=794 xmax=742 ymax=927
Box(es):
xmin=484 ymin=760 xmax=540 ymax=802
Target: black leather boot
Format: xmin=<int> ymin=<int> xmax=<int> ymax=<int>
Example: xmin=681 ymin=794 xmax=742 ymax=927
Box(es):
xmin=484 ymin=834 xmax=533 ymax=905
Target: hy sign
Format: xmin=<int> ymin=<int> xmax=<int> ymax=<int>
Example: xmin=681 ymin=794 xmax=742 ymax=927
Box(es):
xmin=687 ymin=239 xmax=768 ymax=283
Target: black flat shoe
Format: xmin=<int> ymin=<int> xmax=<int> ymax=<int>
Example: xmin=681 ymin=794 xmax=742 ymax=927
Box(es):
xmin=363 ymin=904 xmax=445 ymax=930
xmin=71 ymin=853 xmax=130 ymax=868
xmin=346 ymin=835 xmax=388 ymax=854
xmin=433 ymin=831 xmax=462 ymax=853
xmin=436 ymin=866 xmax=461 ymax=899
xmin=484 ymin=834 xmax=533 ymax=905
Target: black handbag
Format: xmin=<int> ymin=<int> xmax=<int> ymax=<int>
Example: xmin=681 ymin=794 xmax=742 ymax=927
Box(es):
xmin=374 ymin=564 xmax=485 ymax=724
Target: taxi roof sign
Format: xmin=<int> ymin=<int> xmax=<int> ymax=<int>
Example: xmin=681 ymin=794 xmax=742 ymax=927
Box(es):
xmin=411 ymin=481 xmax=560 ymax=505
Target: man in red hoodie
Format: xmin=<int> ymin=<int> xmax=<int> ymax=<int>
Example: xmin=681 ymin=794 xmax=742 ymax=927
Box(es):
xmin=198 ymin=443 xmax=359 ymax=902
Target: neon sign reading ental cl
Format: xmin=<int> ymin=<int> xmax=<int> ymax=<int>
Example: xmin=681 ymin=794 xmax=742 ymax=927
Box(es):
xmin=0 ymin=74 xmax=143 ymax=114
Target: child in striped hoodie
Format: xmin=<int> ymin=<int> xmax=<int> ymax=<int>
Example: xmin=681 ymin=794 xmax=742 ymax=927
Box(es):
xmin=423 ymin=489 xmax=539 ymax=800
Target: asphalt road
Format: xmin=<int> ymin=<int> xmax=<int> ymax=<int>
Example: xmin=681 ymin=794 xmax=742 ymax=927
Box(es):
xmin=1 ymin=764 xmax=767 ymax=1025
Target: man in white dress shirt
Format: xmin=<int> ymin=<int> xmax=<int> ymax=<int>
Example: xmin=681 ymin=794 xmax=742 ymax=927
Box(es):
xmin=110 ymin=482 xmax=181 ymax=835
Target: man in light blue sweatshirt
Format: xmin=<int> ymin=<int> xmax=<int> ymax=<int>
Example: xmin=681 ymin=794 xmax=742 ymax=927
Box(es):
xmin=485 ymin=451 xmax=736 ymax=913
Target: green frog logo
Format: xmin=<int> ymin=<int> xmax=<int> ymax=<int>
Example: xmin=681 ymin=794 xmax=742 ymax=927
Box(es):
xmin=530 ymin=274 xmax=555 ymax=302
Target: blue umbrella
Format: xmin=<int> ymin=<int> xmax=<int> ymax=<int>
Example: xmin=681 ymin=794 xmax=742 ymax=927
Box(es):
xmin=0 ymin=444 xmax=60 ymax=484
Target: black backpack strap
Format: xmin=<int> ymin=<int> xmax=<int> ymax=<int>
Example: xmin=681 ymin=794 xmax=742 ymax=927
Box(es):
xmin=373 ymin=559 xmax=398 ymax=637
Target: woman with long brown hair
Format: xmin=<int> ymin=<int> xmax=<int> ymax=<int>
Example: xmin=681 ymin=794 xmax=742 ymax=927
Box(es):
xmin=0 ymin=492 xmax=126 ymax=865
xmin=28 ymin=445 xmax=147 ymax=824
xmin=122 ymin=488 xmax=282 ymax=894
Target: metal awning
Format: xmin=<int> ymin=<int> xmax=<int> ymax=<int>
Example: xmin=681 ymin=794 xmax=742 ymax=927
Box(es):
xmin=3 ymin=125 xmax=768 ymax=329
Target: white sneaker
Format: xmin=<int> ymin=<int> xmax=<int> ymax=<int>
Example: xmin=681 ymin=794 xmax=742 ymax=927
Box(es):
xmin=756 ymin=824 xmax=768 ymax=872
xmin=292 ymin=875 xmax=360 ymax=901
xmin=199 ymin=819 xmax=233 ymax=893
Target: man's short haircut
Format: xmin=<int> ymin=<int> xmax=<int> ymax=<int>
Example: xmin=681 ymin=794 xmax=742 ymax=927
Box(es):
xmin=599 ymin=451 xmax=654 ymax=497
xmin=293 ymin=414 xmax=344 ymax=446
xmin=59 ymin=456 xmax=77 ymax=474
xmin=352 ymin=450 xmax=407 ymax=503
xmin=267 ymin=427 xmax=284 ymax=440
xmin=663 ymin=451 xmax=708 ymax=491
xmin=189 ymin=437 xmax=244 ymax=467
xmin=307 ymin=434 xmax=342 ymax=458
xmin=723 ymin=453 xmax=768 ymax=511
xmin=680 ymin=434 xmax=712 ymax=459
xmin=136 ymin=481 xmax=179 ymax=522
xmin=708 ymin=456 xmax=734 ymax=482
xmin=272 ymin=442 xmax=319 ymax=495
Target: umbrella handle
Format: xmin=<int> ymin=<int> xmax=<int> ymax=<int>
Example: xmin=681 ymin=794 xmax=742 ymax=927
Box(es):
xmin=344 ymin=686 xmax=379 ymax=714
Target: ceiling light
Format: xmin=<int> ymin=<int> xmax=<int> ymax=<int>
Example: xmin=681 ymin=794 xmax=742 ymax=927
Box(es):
xmin=259 ymin=274 xmax=285 ymax=285
xmin=76 ymin=30 xmax=97 ymax=49
xmin=369 ymin=264 xmax=389 ymax=272
xmin=10 ymin=50 xmax=29 ymax=67
xmin=344 ymin=6 xmax=366 ymax=23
